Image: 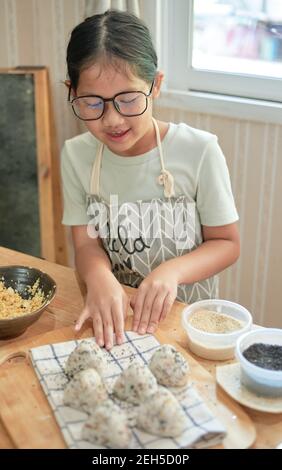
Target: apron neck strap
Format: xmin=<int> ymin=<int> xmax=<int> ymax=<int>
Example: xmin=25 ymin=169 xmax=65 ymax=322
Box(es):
xmin=90 ymin=141 xmax=104 ymax=195
xmin=90 ymin=118 xmax=175 ymax=198
xmin=152 ymin=117 xmax=175 ymax=198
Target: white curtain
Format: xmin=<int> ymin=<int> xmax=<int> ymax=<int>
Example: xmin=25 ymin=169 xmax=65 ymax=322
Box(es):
xmin=85 ymin=0 xmax=140 ymax=17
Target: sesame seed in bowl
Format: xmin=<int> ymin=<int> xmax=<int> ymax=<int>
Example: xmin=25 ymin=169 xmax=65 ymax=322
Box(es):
xmin=182 ymin=299 xmax=252 ymax=361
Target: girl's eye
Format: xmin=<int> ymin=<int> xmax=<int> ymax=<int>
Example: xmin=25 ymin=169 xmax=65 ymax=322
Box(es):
xmin=86 ymin=101 xmax=103 ymax=109
xmin=119 ymin=97 xmax=137 ymax=104
xmin=117 ymin=92 xmax=140 ymax=105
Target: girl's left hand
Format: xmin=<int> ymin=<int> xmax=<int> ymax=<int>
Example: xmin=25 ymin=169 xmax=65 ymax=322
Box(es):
xmin=130 ymin=265 xmax=178 ymax=334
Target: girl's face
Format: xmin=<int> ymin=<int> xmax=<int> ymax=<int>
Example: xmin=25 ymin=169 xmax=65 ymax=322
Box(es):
xmin=74 ymin=63 xmax=163 ymax=156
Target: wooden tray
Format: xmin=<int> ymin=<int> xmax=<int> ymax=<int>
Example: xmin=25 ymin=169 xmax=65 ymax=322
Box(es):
xmin=0 ymin=323 xmax=256 ymax=449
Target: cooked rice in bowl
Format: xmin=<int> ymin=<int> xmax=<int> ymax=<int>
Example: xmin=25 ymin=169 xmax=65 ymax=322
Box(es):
xmin=0 ymin=265 xmax=56 ymax=339
xmin=0 ymin=278 xmax=46 ymax=319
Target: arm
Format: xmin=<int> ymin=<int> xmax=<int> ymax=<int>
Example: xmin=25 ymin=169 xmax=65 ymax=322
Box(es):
xmin=131 ymin=222 xmax=240 ymax=334
xmin=72 ymin=225 xmax=112 ymax=284
xmin=72 ymin=225 xmax=129 ymax=349
xmin=166 ymin=222 xmax=240 ymax=285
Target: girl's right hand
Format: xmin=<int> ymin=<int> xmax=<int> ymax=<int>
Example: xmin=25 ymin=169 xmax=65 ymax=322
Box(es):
xmin=74 ymin=270 xmax=129 ymax=350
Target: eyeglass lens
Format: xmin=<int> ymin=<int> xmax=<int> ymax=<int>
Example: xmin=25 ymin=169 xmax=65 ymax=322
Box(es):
xmin=72 ymin=92 xmax=147 ymax=120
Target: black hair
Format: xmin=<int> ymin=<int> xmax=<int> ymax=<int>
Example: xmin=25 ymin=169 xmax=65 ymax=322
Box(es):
xmin=66 ymin=9 xmax=158 ymax=91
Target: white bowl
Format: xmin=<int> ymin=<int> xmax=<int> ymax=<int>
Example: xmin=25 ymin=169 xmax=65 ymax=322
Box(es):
xmin=182 ymin=299 xmax=252 ymax=360
xmin=236 ymin=328 xmax=282 ymax=397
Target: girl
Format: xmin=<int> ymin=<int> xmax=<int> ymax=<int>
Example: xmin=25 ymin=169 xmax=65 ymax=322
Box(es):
xmin=61 ymin=9 xmax=240 ymax=350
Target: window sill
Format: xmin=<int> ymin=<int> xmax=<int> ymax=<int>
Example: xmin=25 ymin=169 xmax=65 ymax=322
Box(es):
xmin=157 ymin=89 xmax=282 ymax=125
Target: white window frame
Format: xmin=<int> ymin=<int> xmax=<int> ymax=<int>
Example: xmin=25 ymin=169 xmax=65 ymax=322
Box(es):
xmin=141 ymin=0 xmax=282 ymax=124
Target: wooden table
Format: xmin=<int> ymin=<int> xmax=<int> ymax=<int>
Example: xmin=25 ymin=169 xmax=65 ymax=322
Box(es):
xmin=0 ymin=246 xmax=281 ymax=449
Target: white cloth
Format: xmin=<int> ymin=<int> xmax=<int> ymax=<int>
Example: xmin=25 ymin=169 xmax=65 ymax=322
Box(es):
xmin=30 ymin=332 xmax=226 ymax=449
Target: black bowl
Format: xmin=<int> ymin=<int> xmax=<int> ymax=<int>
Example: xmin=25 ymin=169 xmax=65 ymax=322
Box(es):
xmin=0 ymin=265 xmax=57 ymax=339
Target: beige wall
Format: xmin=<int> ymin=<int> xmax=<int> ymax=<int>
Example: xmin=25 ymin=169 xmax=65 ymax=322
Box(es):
xmin=0 ymin=0 xmax=86 ymax=149
xmin=154 ymin=105 xmax=282 ymax=328
xmin=1 ymin=1 xmax=281 ymax=327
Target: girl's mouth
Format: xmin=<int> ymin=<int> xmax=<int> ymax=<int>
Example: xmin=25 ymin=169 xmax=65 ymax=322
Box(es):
xmin=106 ymin=129 xmax=130 ymax=142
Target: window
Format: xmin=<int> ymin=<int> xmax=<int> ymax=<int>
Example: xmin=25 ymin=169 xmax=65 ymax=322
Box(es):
xmin=156 ymin=0 xmax=282 ymax=102
xmin=193 ymin=0 xmax=282 ymax=79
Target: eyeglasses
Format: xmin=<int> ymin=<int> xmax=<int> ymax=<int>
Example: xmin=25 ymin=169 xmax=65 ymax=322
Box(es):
xmin=68 ymin=80 xmax=155 ymax=121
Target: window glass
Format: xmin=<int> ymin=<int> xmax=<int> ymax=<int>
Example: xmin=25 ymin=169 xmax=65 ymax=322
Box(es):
xmin=193 ymin=0 xmax=282 ymax=78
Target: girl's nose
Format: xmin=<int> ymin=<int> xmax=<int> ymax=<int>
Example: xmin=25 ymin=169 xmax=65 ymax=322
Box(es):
xmin=102 ymin=101 xmax=125 ymax=126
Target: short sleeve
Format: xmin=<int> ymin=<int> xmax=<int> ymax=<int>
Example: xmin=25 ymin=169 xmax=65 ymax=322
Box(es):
xmin=60 ymin=143 xmax=90 ymax=226
xmin=196 ymin=138 xmax=239 ymax=226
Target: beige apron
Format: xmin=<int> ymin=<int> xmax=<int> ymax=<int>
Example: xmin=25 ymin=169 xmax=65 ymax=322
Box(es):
xmin=86 ymin=118 xmax=218 ymax=303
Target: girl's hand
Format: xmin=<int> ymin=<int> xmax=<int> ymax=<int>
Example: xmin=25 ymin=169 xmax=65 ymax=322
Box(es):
xmin=74 ymin=270 xmax=129 ymax=350
xmin=131 ymin=265 xmax=178 ymax=335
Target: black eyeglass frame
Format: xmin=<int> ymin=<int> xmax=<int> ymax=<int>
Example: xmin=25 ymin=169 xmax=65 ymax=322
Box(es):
xmin=68 ymin=80 xmax=155 ymax=121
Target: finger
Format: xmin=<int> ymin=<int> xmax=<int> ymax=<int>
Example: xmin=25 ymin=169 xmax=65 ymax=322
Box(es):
xmin=137 ymin=288 xmax=158 ymax=335
xmin=159 ymin=293 xmax=175 ymax=322
xmin=123 ymin=296 xmax=129 ymax=321
xmin=130 ymin=294 xmax=136 ymax=309
xmin=74 ymin=307 xmax=90 ymax=331
xmin=132 ymin=287 xmax=146 ymax=332
xmin=112 ymin=299 xmax=126 ymax=346
xmin=101 ymin=311 xmax=114 ymax=350
xmin=92 ymin=314 xmax=104 ymax=347
xmin=147 ymin=290 xmax=168 ymax=334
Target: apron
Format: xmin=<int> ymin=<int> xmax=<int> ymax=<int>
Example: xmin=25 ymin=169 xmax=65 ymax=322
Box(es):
xmin=86 ymin=118 xmax=218 ymax=303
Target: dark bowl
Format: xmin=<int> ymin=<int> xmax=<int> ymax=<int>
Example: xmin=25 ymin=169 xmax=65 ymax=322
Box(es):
xmin=0 ymin=265 xmax=57 ymax=340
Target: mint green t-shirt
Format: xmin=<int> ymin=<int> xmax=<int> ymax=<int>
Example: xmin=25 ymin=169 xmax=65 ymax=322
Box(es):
xmin=61 ymin=122 xmax=238 ymax=227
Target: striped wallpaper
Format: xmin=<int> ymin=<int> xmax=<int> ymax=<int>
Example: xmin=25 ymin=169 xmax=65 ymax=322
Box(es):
xmin=0 ymin=0 xmax=281 ymax=327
